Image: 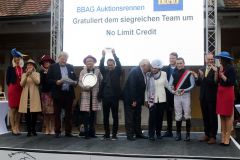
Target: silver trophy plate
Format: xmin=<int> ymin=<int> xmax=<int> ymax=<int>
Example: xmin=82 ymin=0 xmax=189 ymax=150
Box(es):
xmin=82 ymin=73 xmax=97 ymax=87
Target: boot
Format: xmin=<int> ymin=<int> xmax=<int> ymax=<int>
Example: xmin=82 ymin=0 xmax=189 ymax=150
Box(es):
xmin=175 ymin=120 xmax=182 ymax=141
xmin=184 ymin=119 xmax=191 ymax=141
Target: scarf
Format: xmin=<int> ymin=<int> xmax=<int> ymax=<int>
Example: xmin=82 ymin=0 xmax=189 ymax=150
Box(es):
xmin=146 ymin=71 xmax=161 ymax=107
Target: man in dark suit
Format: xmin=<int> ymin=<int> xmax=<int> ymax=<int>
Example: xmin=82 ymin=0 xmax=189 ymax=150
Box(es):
xmin=162 ymin=52 xmax=178 ymax=137
xmin=193 ymin=53 xmax=218 ymax=144
xmin=47 ymin=52 xmax=77 ymax=138
xmin=123 ymin=59 xmax=150 ymax=141
xmin=99 ymin=49 xmax=122 ymax=140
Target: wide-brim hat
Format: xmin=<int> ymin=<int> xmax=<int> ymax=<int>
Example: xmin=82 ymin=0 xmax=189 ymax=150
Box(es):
xmin=215 ymin=51 xmax=234 ymax=60
xmin=83 ymin=55 xmax=97 ymax=65
xmin=151 ymin=59 xmax=163 ymax=69
xmin=40 ymin=54 xmax=55 ymax=65
xmin=25 ymin=59 xmax=37 ymax=68
xmin=11 ymin=48 xmax=23 ymax=58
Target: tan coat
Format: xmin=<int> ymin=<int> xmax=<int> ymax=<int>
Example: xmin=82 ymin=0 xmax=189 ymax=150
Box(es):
xmin=19 ymin=72 xmax=42 ymax=113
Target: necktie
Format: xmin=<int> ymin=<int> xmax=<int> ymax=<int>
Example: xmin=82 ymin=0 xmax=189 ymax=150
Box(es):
xmin=205 ymin=67 xmax=210 ymax=77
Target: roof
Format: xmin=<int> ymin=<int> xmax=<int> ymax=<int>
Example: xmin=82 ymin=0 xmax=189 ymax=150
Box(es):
xmin=224 ymin=0 xmax=240 ymax=8
xmin=0 ymin=0 xmax=51 ymax=17
xmin=0 ymin=0 xmax=239 ymax=17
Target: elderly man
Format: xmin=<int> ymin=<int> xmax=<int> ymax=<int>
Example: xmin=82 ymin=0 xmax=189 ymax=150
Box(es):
xmin=47 ymin=52 xmax=77 ymax=138
xmin=123 ymin=59 xmax=150 ymax=141
xmin=99 ymin=49 xmax=122 ymax=140
xmin=169 ymin=57 xmax=195 ymax=141
xmin=193 ymin=53 xmax=218 ymax=144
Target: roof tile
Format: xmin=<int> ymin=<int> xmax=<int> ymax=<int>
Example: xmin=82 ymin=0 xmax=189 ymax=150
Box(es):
xmin=0 ymin=0 xmax=51 ymax=16
xmin=224 ymin=0 xmax=240 ymax=8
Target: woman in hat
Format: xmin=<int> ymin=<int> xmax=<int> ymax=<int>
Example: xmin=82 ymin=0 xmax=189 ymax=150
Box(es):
xmin=215 ymin=51 xmax=236 ymax=146
xmin=6 ymin=48 xmax=24 ymax=135
xmin=39 ymin=55 xmax=55 ymax=135
xmin=78 ymin=55 xmax=102 ymax=139
xmin=19 ymin=59 xmax=42 ymax=137
xmin=145 ymin=59 xmax=170 ymax=141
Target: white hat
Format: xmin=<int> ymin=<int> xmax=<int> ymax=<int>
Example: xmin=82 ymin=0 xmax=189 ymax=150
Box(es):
xmin=151 ymin=59 xmax=163 ymax=69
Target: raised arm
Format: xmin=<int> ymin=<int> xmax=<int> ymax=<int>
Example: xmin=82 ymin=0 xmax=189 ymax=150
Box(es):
xmin=99 ymin=50 xmax=106 ymax=75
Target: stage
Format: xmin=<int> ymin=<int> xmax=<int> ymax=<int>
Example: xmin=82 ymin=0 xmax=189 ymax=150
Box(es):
xmin=0 ymin=132 xmax=239 ymax=160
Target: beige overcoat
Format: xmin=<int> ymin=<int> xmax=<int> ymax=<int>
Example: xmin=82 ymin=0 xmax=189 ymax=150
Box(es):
xmin=19 ymin=72 xmax=42 ymax=113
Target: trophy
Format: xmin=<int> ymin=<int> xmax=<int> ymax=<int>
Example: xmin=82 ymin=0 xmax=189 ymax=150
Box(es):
xmin=82 ymin=73 xmax=97 ymax=87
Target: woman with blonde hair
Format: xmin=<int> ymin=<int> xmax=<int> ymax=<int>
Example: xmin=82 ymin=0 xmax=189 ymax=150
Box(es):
xmin=6 ymin=48 xmax=24 ymax=135
xmin=19 ymin=59 xmax=42 ymax=137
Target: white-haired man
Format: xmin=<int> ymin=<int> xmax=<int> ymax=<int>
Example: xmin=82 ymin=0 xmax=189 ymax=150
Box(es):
xmin=47 ymin=52 xmax=77 ymax=138
xmin=123 ymin=59 xmax=150 ymax=141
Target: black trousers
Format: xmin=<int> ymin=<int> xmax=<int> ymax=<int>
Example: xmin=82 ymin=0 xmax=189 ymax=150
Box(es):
xmin=83 ymin=90 xmax=97 ymax=137
xmin=165 ymin=94 xmax=174 ymax=132
xmin=25 ymin=108 xmax=38 ymax=133
xmin=102 ymin=98 xmax=119 ymax=136
xmin=53 ymin=92 xmax=73 ymax=134
xmin=83 ymin=111 xmax=96 ymax=137
xmin=124 ymin=103 xmax=142 ymax=137
xmin=200 ymin=100 xmax=218 ymax=138
xmin=148 ymin=103 xmax=166 ymax=138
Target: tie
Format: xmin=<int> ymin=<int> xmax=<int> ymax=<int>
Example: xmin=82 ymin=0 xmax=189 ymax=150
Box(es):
xmin=205 ymin=67 xmax=210 ymax=77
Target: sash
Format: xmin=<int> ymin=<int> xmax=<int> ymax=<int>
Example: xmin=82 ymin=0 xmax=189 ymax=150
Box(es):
xmin=175 ymin=70 xmax=191 ymax=90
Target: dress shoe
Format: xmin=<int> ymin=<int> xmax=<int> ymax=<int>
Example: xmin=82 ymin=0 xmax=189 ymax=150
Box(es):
xmin=65 ymin=133 xmax=74 ymax=137
xmin=55 ymin=133 xmax=61 ymax=138
xmin=198 ymin=135 xmax=209 ymax=142
xmin=32 ymin=132 xmax=37 ymax=136
xmin=149 ymin=137 xmax=155 ymax=141
xmin=101 ymin=135 xmax=110 ymax=140
xmin=27 ymin=132 xmax=31 ymax=137
xmin=12 ymin=132 xmax=18 ymax=136
xmin=111 ymin=135 xmax=118 ymax=141
xmin=157 ymin=135 xmax=162 ymax=139
xmin=79 ymin=132 xmax=85 ymax=137
xmin=162 ymin=131 xmax=173 ymax=137
xmin=175 ymin=133 xmax=181 ymax=141
xmin=184 ymin=134 xmax=190 ymax=141
xmin=223 ymin=140 xmax=231 ymax=146
xmin=136 ymin=134 xmax=148 ymax=139
xmin=16 ymin=132 xmax=21 ymax=136
xmin=207 ymin=138 xmax=216 ymax=144
xmin=127 ymin=136 xmax=136 ymax=141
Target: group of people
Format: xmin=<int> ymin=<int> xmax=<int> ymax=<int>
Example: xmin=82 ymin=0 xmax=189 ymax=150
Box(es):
xmin=6 ymin=48 xmax=236 ymax=147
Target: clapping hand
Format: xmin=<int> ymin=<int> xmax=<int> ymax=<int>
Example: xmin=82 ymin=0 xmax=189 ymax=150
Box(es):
xmin=132 ymin=101 xmax=137 ymax=107
xmin=210 ymin=64 xmax=218 ymax=72
xmin=26 ymin=68 xmax=33 ymax=76
xmin=191 ymin=71 xmax=198 ymax=79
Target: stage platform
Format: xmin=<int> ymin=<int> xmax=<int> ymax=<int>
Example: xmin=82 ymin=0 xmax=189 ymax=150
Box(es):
xmin=0 ymin=132 xmax=239 ymax=160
